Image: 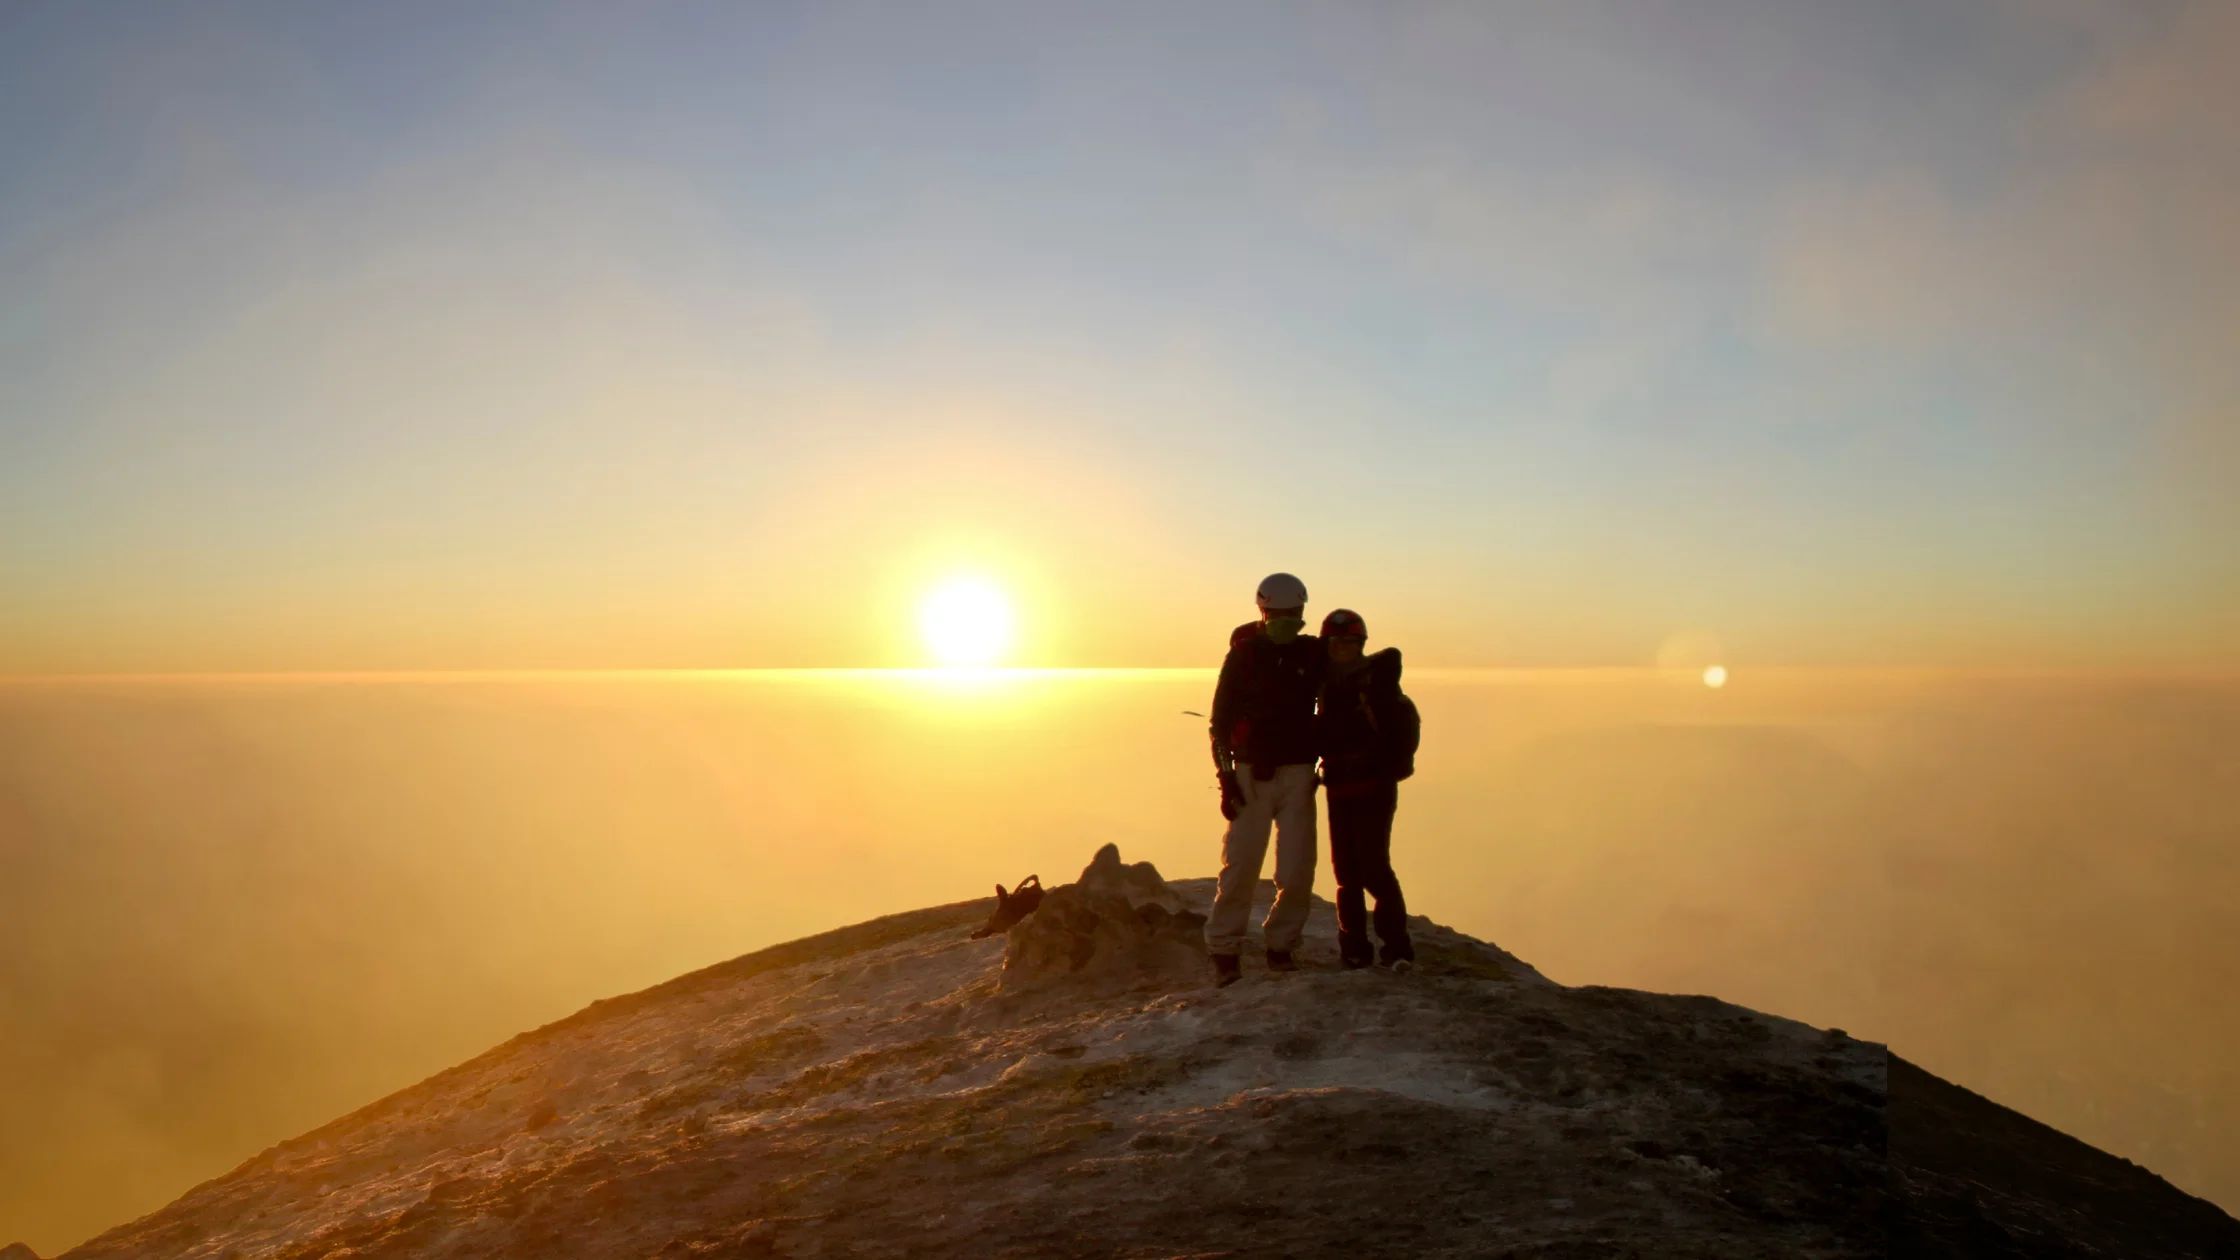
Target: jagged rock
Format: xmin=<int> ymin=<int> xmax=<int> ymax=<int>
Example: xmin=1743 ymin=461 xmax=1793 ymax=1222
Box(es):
xmin=999 ymin=844 xmax=1205 ymax=992
xmin=49 ymin=852 xmax=2240 ymax=1260
xmin=1072 ymin=842 xmax=1185 ymax=914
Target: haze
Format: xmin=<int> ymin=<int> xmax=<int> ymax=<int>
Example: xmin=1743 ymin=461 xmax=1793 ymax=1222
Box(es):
xmin=6 ymin=1 xmax=2239 ymax=1253
xmin=3 ymin=671 xmax=2237 ymax=1252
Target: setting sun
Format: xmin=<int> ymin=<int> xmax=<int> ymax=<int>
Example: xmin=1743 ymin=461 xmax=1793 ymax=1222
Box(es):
xmin=919 ymin=577 xmax=1017 ymax=668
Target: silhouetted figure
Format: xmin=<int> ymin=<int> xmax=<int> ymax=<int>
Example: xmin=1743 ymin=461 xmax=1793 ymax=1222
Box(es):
xmin=1317 ymin=609 xmax=1419 ymax=970
xmin=1205 ymin=573 xmax=1328 ymax=986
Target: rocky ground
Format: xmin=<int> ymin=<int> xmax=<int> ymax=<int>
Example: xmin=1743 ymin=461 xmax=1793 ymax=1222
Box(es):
xmin=42 ymin=846 xmax=2240 ymax=1259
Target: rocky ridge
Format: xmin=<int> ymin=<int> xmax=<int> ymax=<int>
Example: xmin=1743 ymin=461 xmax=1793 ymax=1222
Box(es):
xmin=53 ymin=845 xmax=2240 ymax=1259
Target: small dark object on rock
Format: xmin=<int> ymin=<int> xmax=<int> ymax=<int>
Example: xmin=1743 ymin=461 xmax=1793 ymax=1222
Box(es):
xmin=1265 ymin=948 xmax=1297 ymax=973
xmin=970 ymin=875 xmax=1044 ymax=939
xmin=1212 ymin=953 xmax=1243 ymax=987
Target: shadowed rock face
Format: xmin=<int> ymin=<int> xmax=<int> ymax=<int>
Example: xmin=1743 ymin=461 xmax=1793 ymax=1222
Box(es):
xmin=4 ymin=1242 xmax=43 ymax=1260
xmin=1888 ymin=1059 xmax=2240 ymax=1259
xmin=59 ymin=849 xmax=2240 ymax=1260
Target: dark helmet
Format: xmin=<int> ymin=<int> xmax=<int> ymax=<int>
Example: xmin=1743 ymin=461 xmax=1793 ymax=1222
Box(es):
xmin=1320 ymin=608 xmax=1366 ymax=640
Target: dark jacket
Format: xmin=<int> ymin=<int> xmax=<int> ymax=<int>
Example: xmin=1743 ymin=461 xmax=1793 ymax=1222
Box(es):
xmin=1318 ymin=646 xmax=1408 ymax=789
xmin=1210 ymin=621 xmax=1327 ymax=777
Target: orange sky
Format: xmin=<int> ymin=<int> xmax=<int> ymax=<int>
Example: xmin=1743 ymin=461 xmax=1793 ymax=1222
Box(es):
xmin=3 ymin=2 xmax=2234 ymax=673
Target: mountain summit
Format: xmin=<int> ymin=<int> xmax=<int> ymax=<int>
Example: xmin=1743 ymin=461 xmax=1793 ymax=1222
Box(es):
xmin=56 ymin=845 xmax=2240 ymax=1259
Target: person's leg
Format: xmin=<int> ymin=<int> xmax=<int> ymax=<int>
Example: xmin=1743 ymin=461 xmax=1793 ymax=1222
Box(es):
xmin=1262 ymin=764 xmax=1320 ymax=953
xmin=1205 ymin=765 xmax=1276 ymax=957
xmin=1327 ymin=792 xmax=1374 ymax=966
xmin=1361 ymin=782 xmax=1414 ymax=963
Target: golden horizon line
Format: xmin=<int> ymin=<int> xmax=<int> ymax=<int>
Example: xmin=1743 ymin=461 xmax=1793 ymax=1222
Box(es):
xmin=3 ymin=664 xmax=2236 ymax=686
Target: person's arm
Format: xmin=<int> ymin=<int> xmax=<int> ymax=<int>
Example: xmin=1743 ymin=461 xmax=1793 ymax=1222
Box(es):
xmin=1209 ymin=642 xmax=1243 ymax=771
xmin=1209 ymin=640 xmax=1250 ymax=818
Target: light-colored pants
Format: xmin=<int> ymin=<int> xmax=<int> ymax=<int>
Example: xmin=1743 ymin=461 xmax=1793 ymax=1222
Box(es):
xmin=1206 ymin=762 xmax=1319 ymax=955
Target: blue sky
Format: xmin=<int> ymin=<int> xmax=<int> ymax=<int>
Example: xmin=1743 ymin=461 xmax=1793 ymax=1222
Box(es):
xmin=2 ymin=1 xmax=2234 ymax=669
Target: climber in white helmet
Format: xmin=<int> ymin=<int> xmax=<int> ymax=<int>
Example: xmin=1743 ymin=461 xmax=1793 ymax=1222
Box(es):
xmin=1203 ymin=571 xmax=1328 ymax=986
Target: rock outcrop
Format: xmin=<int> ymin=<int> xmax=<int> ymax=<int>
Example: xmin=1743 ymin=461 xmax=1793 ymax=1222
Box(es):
xmin=999 ymin=843 xmax=1205 ymax=992
xmin=55 ymin=847 xmax=2240 ymax=1260
xmin=3 ymin=1243 xmax=43 ymax=1260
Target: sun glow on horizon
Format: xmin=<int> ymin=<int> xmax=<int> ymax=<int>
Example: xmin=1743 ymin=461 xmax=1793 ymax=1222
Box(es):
xmin=918 ymin=577 xmax=1017 ymax=668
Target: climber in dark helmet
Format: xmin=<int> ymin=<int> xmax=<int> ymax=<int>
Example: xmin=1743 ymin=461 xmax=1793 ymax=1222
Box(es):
xmin=1205 ymin=572 xmax=1328 ymax=987
xmin=1317 ymin=608 xmax=1421 ymax=971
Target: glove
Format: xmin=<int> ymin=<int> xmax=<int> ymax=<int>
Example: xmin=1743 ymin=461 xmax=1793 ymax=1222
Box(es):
xmin=1217 ymin=770 xmax=1243 ymax=821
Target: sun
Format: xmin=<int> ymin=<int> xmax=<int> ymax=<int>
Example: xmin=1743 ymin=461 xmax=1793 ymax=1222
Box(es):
xmin=919 ymin=577 xmax=1017 ymax=668
xmin=1703 ymin=664 xmax=1728 ymax=689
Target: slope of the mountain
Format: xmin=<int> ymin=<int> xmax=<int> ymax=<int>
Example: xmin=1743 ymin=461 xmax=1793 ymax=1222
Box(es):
xmin=59 ymin=846 xmax=2240 ymax=1260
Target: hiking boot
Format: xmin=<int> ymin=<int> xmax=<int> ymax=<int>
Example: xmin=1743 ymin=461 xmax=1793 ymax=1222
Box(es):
xmin=1385 ymin=957 xmax=1415 ymax=975
xmin=1212 ymin=953 xmax=1243 ymax=988
xmin=1265 ymin=949 xmax=1298 ymax=973
xmin=1341 ymin=956 xmax=1373 ymax=971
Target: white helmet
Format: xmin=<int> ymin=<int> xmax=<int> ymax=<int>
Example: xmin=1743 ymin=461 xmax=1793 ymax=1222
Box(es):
xmin=1254 ymin=572 xmax=1308 ymax=611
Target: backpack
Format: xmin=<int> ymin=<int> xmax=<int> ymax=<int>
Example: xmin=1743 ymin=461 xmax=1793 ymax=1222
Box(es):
xmin=1379 ymin=689 xmax=1421 ymax=781
xmin=969 ymin=875 xmax=1044 ymax=939
xmin=1358 ymin=647 xmax=1420 ymax=782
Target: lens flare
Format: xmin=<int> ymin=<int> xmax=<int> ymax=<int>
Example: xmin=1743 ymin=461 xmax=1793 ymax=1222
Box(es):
xmin=919 ymin=578 xmax=1016 ymax=667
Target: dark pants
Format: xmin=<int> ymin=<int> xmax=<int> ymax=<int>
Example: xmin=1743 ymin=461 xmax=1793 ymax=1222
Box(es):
xmin=1328 ymin=780 xmax=1413 ymax=965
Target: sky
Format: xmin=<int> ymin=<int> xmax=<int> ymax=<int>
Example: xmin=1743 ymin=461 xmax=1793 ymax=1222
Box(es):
xmin=3 ymin=0 xmax=2235 ymax=672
